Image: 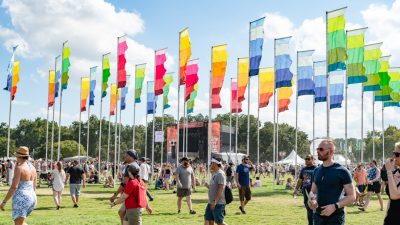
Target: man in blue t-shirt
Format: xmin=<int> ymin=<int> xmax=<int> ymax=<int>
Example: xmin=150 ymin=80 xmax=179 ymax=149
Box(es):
xmin=235 ymin=155 xmax=253 ymax=214
xmin=294 ymin=154 xmax=316 ymax=225
xmin=308 ymin=140 xmax=355 ymax=225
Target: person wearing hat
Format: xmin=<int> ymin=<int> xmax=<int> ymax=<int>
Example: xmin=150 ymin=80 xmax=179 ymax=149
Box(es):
xmin=110 ymin=149 xmax=142 ymax=224
xmin=1 ymin=146 xmax=37 ymax=225
xmin=204 ymin=157 xmax=227 ymax=225
xmin=175 ymin=157 xmax=196 ymax=214
xmin=235 ymin=155 xmax=253 ymax=214
xmin=383 ymin=142 xmax=400 ymax=224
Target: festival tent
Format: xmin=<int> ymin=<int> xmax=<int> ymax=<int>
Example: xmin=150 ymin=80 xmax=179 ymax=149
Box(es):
xmin=333 ymin=154 xmax=351 ymax=166
xmin=212 ymin=152 xmax=247 ymax=164
xmin=276 ymin=150 xmax=305 ymax=165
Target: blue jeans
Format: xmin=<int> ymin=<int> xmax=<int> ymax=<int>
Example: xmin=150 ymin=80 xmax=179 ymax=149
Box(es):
xmin=204 ymin=204 xmax=225 ymax=224
xmin=314 ymin=209 xmax=345 ymax=225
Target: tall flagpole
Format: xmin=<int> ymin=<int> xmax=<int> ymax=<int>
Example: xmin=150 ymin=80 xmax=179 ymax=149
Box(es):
xmin=325 ymin=11 xmax=330 ymax=139
xmin=344 ymin=31 xmax=349 ymax=166
xmin=208 ymin=69 xmax=212 ymax=177
xmin=312 ymin=62 xmax=315 ymax=156
xmin=98 ymin=91 xmax=103 ymax=174
xmin=6 ymin=47 xmax=17 ymax=159
xmin=132 ymin=101 xmax=136 ymax=149
xmin=45 ymin=71 xmax=50 ymax=164
xmin=372 ymin=93 xmax=375 ymax=159
xmin=118 ymin=105 xmax=122 ymax=171
xmin=78 ymin=78 xmax=82 ymax=163
xmin=151 ymin=92 xmax=155 ymax=180
xmin=273 ymin=40 xmax=277 ymax=183
xmin=235 ymin=60 xmax=240 ymax=163
xmin=114 ymin=36 xmax=122 ymax=177
xmin=87 ymin=67 xmax=93 ymax=161
xmin=57 ymin=41 xmax=67 ymax=162
xmin=107 ymin=113 xmax=111 ymax=165
xmin=145 ymin=81 xmax=149 ymax=159
xmin=247 ymin=21 xmax=251 ymax=156
xmin=382 ymin=104 xmax=385 ymax=162
xmin=161 ymin=101 xmax=165 ymax=165
xmin=295 ymin=52 xmax=299 ymax=179
xmin=185 ymin=112 xmax=188 ymax=157
xmin=230 ymin=78 xmax=233 ymax=157
xmin=177 ymin=31 xmax=182 ymax=165
xmin=257 ymin=72 xmax=260 ymax=166
xmin=361 ymin=87 xmax=364 ymax=163
xmin=51 ymin=56 xmax=59 ymax=167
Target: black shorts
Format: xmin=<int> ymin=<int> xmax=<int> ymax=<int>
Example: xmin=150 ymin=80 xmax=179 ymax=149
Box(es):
xmin=40 ymin=173 xmax=48 ymax=180
xmin=367 ymin=181 xmax=381 ymax=194
xmin=357 ymin=185 xmax=366 ymax=193
xmin=239 ymin=185 xmax=251 ymax=201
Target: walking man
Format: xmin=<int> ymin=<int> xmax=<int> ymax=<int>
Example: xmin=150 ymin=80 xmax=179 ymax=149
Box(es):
xmin=308 ymin=140 xmax=355 ymax=225
xmin=204 ymin=158 xmax=227 ymax=225
xmin=360 ymin=160 xmax=384 ymax=211
xmin=235 ymin=155 xmax=253 ymax=214
xmin=294 ymin=154 xmax=316 ymax=225
xmin=65 ymin=160 xmax=86 ymax=208
xmin=175 ymin=157 xmax=196 ymax=214
xmin=353 ymin=164 xmax=367 ymax=206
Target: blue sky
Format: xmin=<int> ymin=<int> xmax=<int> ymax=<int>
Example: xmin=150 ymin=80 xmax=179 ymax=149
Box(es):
xmin=0 ymin=0 xmax=398 ymax=140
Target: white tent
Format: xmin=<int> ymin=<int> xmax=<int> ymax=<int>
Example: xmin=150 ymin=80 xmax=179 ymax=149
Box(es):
xmin=276 ymin=150 xmax=305 ymax=165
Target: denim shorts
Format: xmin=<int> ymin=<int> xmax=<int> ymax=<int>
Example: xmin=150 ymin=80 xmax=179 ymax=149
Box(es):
xmin=204 ymin=204 xmax=225 ymax=224
xmin=69 ymin=183 xmax=81 ymax=196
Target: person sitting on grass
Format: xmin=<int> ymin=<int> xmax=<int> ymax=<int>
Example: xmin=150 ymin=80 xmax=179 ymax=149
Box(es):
xmin=111 ymin=164 xmax=152 ymax=225
xmin=104 ymin=175 xmax=115 ymax=188
xmin=254 ymin=177 xmax=262 ymax=188
xmin=285 ymin=178 xmax=294 ymax=190
xmin=88 ymin=171 xmax=99 ymax=184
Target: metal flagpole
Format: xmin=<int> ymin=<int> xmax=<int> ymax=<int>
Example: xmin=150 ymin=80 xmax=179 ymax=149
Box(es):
xmin=6 ymin=75 xmax=12 ymax=159
xmin=208 ymin=69 xmax=212 ymax=178
xmin=344 ymin=31 xmax=349 ymax=166
xmin=295 ymin=52 xmax=299 ymax=179
xmin=247 ymin=78 xmax=251 ymax=156
xmin=57 ymin=41 xmax=67 ymax=162
xmin=183 ymin=86 xmax=187 ymax=156
xmin=114 ymin=36 xmax=122 ymax=178
xmin=185 ymin=112 xmax=188 ymax=157
xmin=273 ymin=40 xmax=277 ymax=183
xmin=161 ymin=101 xmax=165 ymax=165
xmin=118 ymin=105 xmax=122 ymax=169
xmin=235 ymin=62 xmax=240 ymax=164
xmin=230 ymin=78 xmax=233 ymax=156
xmin=107 ymin=114 xmax=111 ymax=165
xmin=151 ymin=94 xmax=155 ymax=181
xmin=145 ymin=81 xmax=149 ymax=159
xmin=78 ymin=78 xmax=82 ymax=163
xmin=257 ymin=73 xmax=260 ymax=166
xmin=177 ymin=31 xmax=181 ymax=165
xmin=325 ymin=11 xmax=330 ymax=139
xmin=361 ymin=87 xmax=364 ymax=163
xmin=382 ymin=104 xmax=385 ymax=162
xmin=133 ymin=101 xmax=136 ymax=150
xmin=51 ymin=56 xmax=59 ymax=167
xmin=98 ymin=72 xmax=104 ymax=174
xmin=46 ymin=71 xmax=50 ymax=164
xmin=372 ymin=93 xmax=375 ymax=159
xmin=87 ymin=68 xmax=93 ymax=161
xmin=312 ymin=62 xmax=315 ymax=156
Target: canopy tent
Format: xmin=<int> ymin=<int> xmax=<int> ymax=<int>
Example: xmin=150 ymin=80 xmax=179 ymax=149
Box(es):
xmin=63 ymin=156 xmax=94 ymax=163
xmin=212 ymin=152 xmax=247 ymax=165
xmin=276 ymin=150 xmax=305 ymax=165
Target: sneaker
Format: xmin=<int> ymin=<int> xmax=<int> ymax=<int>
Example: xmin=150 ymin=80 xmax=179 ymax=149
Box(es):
xmin=56 ymin=206 xmax=60 ymax=210
xmin=189 ymin=210 xmax=196 ymax=214
xmin=73 ymin=204 xmax=78 ymax=208
xmin=149 ymin=197 xmax=154 ymax=201
xmin=178 ymin=210 xmax=181 ymax=214
xmin=239 ymin=206 xmax=246 ymax=214
xmin=358 ymin=207 xmax=365 ymax=212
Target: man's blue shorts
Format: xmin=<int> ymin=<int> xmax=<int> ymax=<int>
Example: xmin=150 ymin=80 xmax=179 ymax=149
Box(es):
xmin=204 ymin=203 xmax=225 ymax=224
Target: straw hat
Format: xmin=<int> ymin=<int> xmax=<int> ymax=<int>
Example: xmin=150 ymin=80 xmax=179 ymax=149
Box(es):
xmin=15 ymin=146 xmax=30 ymax=158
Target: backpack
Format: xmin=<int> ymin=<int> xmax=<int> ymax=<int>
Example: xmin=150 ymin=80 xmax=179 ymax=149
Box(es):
xmin=224 ymin=185 xmax=233 ymax=204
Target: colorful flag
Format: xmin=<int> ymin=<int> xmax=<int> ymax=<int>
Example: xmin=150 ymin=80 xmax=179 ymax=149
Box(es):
xmin=278 ymin=86 xmax=292 ymax=112
xmin=249 ymin=17 xmax=265 ymax=77
xmin=375 ymin=56 xmax=392 ymax=101
xmin=147 ymin=81 xmax=157 ymax=114
xmin=155 ymin=48 xmax=167 ymax=96
xmin=185 ymin=59 xmax=199 ymax=101
xmin=4 ymin=46 xmax=17 ymax=92
xmin=179 ymin=28 xmax=192 ymax=85
xmin=55 ymin=55 xmax=61 ymax=98
xmin=110 ymin=84 xmax=118 ymax=116
xmin=10 ymin=61 xmax=20 ymax=101
xmin=187 ymin=83 xmax=199 ymax=114
xmin=135 ymin=64 xmax=146 ymax=103
xmin=275 ymin=37 xmax=293 ymax=89
xmin=61 ymin=41 xmax=71 ymax=91
xmin=329 ymin=71 xmax=345 ymax=109
xmin=89 ymin=67 xmax=97 ymax=106
xmin=211 ymin=44 xmax=228 ymax=108
xmin=231 ymin=79 xmax=242 ymax=113
xmin=120 ymin=87 xmax=128 ymax=110
xmin=385 ymin=67 xmax=400 ymax=107
xmin=237 ymin=58 xmax=249 ymax=102
xmin=327 ymin=7 xmax=347 ymax=72
xmin=81 ymin=77 xmax=90 ymax=112
xmin=101 ymin=53 xmax=111 ymax=98
xmin=48 ymin=70 xmax=56 ymax=107
xmin=118 ymin=36 xmax=128 ymax=88
xmin=347 ymin=28 xmax=367 ymax=84
xmin=163 ymin=73 xmax=173 ymax=110
xmin=363 ymin=43 xmax=382 ymax=92
xmin=297 ymin=50 xmax=315 ymax=96
xmin=314 ymin=61 xmax=327 ymax=103
xmin=259 ymin=67 xmax=274 ymax=108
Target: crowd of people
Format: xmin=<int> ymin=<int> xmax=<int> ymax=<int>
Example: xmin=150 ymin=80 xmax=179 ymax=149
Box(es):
xmin=1 ymin=140 xmax=400 ymax=225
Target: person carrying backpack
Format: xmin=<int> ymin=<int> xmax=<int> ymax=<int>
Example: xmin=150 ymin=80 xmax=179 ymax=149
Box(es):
xmin=204 ymin=157 xmax=227 ymax=225
xmin=111 ymin=162 xmax=152 ymax=225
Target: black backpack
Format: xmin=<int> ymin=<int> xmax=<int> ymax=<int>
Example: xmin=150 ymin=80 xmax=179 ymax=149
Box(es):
xmin=225 ymin=185 xmax=233 ymax=204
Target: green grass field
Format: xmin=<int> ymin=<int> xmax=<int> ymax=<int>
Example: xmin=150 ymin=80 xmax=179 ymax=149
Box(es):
xmin=0 ymin=177 xmax=386 ymax=225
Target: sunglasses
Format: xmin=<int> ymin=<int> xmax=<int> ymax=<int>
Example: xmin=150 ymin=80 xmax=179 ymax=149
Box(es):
xmin=316 ymin=147 xmax=326 ymax=151
xmin=393 ymin=152 xmax=400 ymax=157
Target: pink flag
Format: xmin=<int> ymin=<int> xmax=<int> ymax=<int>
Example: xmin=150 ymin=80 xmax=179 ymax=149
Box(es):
xmin=117 ymin=36 xmax=128 ymax=88
xmin=155 ymin=49 xmax=167 ymax=96
xmin=185 ymin=59 xmax=199 ymax=101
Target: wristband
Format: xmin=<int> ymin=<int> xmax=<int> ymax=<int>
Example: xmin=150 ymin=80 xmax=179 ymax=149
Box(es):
xmin=335 ymin=202 xmax=340 ymax=209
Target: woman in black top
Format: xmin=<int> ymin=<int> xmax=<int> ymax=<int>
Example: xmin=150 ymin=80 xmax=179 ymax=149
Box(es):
xmin=384 ymin=143 xmax=400 ymax=225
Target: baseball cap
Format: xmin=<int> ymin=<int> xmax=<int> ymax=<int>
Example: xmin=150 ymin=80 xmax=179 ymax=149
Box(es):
xmin=126 ymin=149 xmax=138 ymax=160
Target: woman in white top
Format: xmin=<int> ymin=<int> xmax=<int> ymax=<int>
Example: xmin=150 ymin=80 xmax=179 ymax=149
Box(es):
xmin=51 ymin=161 xmax=66 ymax=210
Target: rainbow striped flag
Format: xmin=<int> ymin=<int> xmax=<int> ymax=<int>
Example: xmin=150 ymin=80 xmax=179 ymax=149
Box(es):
xmin=81 ymin=77 xmax=90 ymax=112
xmin=249 ymin=17 xmax=265 ymax=77
xmin=327 ymin=7 xmax=347 ymax=72
xmin=347 ymin=28 xmax=367 ymax=84
xmin=179 ymin=28 xmax=192 ymax=85
xmin=314 ymin=61 xmax=327 ymax=103
xmin=259 ymin=67 xmax=274 ymax=108
xmin=375 ymin=56 xmax=392 ymax=101
xmin=237 ymin=58 xmax=249 ymax=103
xmin=385 ymin=67 xmax=400 ymax=107
xmin=135 ymin=64 xmax=146 ymax=103
xmin=297 ymin=50 xmax=315 ymax=96
xmin=61 ymin=41 xmax=71 ymax=91
xmin=4 ymin=46 xmax=17 ymax=94
xmin=363 ymin=43 xmax=382 ymax=92
xmin=147 ymin=81 xmax=157 ymax=114
xmin=48 ymin=70 xmax=56 ymax=107
xmin=278 ymin=86 xmax=292 ymax=112
xmin=185 ymin=59 xmax=199 ymax=101
xmin=275 ymin=37 xmax=293 ymax=89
